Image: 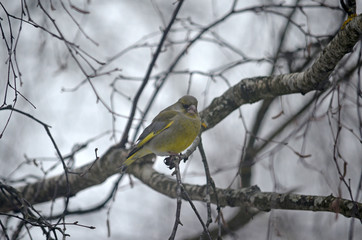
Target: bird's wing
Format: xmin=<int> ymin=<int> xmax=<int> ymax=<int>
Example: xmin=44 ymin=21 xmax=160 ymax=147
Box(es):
xmin=128 ymin=110 xmax=177 ymax=157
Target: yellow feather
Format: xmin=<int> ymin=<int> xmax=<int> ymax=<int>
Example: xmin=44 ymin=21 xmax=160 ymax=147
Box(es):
xmin=137 ymin=120 xmax=174 ymax=148
xmin=123 ymin=120 xmax=174 ymax=166
xmin=123 ymin=148 xmax=152 ymax=166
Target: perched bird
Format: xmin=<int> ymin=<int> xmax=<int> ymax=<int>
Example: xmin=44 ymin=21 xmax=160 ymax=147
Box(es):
xmin=123 ymin=95 xmax=201 ymax=167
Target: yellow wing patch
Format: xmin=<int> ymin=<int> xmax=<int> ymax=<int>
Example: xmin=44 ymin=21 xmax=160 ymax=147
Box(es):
xmin=137 ymin=120 xmax=174 ymax=149
xmin=123 ymin=120 xmax=174 ymax=167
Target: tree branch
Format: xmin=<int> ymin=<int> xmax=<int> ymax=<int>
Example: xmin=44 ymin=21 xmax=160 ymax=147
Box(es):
xmin=200 ymin=14 xmax=362 ymax=131
xmin=1 ymin=145 xmax=361 ymax=220
xmin=129 ymin=163 xmax=361 ymax=220
xmin=0 ymin=147 xmax=127 ymax=212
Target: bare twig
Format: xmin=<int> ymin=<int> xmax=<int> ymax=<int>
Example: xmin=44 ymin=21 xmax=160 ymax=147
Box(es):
xmin=198 ymin=138 xmax=222 ymax=238
xmin=120 ymin=0 xmax=185 ymax=147
xmin=168 ymin=159 xmax=183 ymax=240
xmin=169 ymin=158 xmax=212 ymax=240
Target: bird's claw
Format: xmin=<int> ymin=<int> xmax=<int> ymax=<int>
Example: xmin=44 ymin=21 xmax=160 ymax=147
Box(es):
xmin=164 ymin=154 xmax=189 ymax=169
xmin=164 ymin=156 xmax=176 ymax=169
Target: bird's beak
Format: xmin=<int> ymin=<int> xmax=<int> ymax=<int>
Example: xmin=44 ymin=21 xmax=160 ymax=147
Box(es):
xmin=187 ymin=105 xmax=197 ymax=114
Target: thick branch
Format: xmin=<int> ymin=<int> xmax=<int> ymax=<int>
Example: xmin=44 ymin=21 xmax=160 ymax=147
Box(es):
xmin=128 ymin=163 xmax=361 ymax=219
xmin=200 ymin=14 xmax=362 ymax=130
xmin=0 ymin=147 xmax=127 ymax=212
xmin=1 ymin=148 xmax=361 ymax=220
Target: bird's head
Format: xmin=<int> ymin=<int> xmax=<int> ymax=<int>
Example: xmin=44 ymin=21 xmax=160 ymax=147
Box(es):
xmin=177 ymin=95 xmax=199 ymax=116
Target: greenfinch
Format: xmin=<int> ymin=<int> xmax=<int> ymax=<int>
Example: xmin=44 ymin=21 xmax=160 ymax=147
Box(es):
xmin=123 ymin=95 xmax=201 ymax=167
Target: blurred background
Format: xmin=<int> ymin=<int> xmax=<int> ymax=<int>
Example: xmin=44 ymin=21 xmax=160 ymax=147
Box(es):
xmin=0 ymin=0 xmax=361 ymax=239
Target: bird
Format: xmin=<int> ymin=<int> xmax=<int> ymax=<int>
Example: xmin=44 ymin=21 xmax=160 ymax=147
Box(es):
xmin=123 ymin=95 xmax=201 ymax=167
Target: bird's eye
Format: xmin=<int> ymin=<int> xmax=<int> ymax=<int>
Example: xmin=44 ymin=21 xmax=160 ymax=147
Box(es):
xmin=183 ymin=104 xmax=189 ymax=109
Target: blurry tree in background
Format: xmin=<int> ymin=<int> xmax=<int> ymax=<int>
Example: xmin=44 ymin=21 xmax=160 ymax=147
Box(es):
xmin=0 ymin=0 xmax=361 ymax=239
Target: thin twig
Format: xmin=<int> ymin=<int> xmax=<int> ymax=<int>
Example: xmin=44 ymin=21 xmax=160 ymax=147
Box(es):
xmin=181 ymin=187 xmax=212 ymax=240
xmin=169 ymin=160 xmax=183 ymax=240
xmin=169 ymin=157 xmax=212 ymax=240
xmin=198 ymin=138 xmax=222 ymax=238
xmin=120 ymin=0 xmax=185 ymax=147
xmin=0 ymin=106 xmax=71 ymax=224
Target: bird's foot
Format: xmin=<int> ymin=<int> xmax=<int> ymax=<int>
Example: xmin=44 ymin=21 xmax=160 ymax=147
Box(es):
xmin=164 ymin=153 xmax=186 ymax=169
xmin=164 ymin=155 xmax=176 ymax=169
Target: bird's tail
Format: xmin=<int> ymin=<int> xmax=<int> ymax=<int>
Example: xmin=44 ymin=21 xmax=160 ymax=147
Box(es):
xmin=122 ymin=147 xmax=151 ymax=167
